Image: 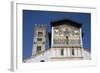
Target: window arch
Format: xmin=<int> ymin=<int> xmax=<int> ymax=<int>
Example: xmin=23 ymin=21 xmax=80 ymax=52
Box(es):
xmin=40 ymin=60 xmax=45 ymax=62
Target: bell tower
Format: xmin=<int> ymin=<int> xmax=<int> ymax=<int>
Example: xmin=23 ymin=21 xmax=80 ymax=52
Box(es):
xmin=32 ymin=24 xmax=46 ymax=56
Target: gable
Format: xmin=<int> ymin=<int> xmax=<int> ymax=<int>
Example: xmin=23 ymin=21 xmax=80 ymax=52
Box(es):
xmin=51 ymin=19 xmax=82 ymax=28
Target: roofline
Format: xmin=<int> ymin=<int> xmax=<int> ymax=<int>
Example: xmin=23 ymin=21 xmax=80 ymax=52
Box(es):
xmin=51 ymin=19 xmax=82 ymax=28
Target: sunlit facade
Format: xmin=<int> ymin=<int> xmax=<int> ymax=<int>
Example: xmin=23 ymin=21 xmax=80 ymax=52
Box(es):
xmin=51 ymin=19 xmax=83 ymax=60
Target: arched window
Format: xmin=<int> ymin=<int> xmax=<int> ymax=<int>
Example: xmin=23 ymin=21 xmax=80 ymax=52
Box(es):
xmin=40 ymin=60 xmax=45 ymax=62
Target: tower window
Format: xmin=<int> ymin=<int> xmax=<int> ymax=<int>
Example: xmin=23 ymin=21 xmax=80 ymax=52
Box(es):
xmin=61 ymin=49 xmax=64 ymax=56
xmin=38 ymin=32 xmax=43 ymax=37
xmin=37 ymin=46 xmax=41 ymax=52
xmin=72 ymin=48 xmax=74 ymax=56
xmin=34 ymin=42 xmax=36 ymax=44
xmin=37 ymin=38 xmax=42 ymax=41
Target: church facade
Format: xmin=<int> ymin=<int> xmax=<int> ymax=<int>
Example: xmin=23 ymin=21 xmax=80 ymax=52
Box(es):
xmin=51 ymin=19 xmax=83 ymax=61
xmin=24 ymin=19 xmax=90 ymax=62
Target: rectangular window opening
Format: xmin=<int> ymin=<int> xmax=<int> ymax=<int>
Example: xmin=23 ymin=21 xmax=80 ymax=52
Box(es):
xmin=72 ymin=48 xmax=74 ymax=56
xmin=37 ymin=46 xmax=41 ymax=52
xmin=61 ymin=49 xmax=64 ymax=56
xmin=66 ymin=36 xmax=68 ymax=44
xmin=38 ymin=32 xmax=43 ymax=37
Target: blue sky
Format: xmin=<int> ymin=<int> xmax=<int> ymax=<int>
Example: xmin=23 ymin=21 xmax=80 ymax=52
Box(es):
xmin=23 ymin=10 xmax=91 ymax=59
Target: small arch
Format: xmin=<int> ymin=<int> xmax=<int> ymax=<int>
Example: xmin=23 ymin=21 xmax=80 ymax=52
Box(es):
xmin=40 ymin=60 xmax=45 ymax=62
